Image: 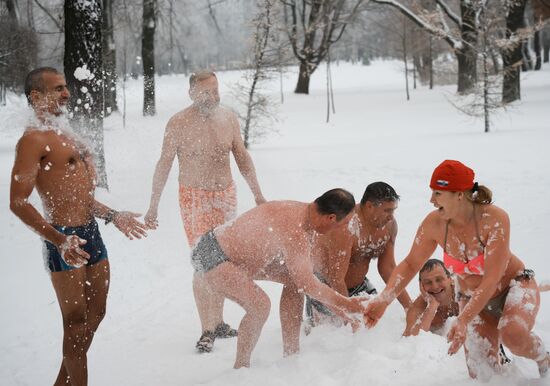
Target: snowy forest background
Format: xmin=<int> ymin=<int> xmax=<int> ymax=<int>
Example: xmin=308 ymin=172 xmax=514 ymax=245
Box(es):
xmin=1 ymin=1 xmax=550 ymax=385
xmin=1 ymin=0 xmax=550 ymax=173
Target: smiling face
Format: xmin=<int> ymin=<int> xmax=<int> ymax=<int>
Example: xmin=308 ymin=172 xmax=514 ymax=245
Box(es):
xmin=430 ymin=190 xmax=462 ymax=220
xmin=30 ymin=72 xmax=70 ymax=116
xmin=420 ymin=264 xmax=453 ymax=304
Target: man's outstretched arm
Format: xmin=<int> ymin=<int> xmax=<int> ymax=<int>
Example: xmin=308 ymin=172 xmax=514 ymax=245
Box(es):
xmin=92 ymin=200 xmax=148 ymax=240
xmin=145 ymin=121 xmax=178 ymax=227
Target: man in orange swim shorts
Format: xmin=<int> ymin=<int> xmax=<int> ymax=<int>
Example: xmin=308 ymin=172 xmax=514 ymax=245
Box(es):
xmin=145 ymin=70 xmax=266 ymax=352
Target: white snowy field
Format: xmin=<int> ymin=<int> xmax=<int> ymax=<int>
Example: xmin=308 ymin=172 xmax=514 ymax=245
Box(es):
xmin=1 ymin=60 xmax=549 ymax=386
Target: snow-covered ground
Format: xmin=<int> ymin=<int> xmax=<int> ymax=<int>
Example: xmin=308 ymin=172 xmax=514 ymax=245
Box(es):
xmin=1 ymin=61 xmax=549 ymax=385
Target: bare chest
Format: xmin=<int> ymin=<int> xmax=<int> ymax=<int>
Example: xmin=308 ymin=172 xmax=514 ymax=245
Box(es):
xmin=351 ymin=229 xmax=390 ymax=262
xmin=178 ymin=120 xmax=232 ymax=159
xmin=38 ymin=134 xmax=89 ymax=173
xmin=440 ymin=223 xmax=486 ymax=261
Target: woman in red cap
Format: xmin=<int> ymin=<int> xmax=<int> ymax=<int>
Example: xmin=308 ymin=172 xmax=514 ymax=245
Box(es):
xmin=364 ymin=160 xmax=549 ymax=379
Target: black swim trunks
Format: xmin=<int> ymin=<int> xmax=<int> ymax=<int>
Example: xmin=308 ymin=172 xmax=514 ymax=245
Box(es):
xmin=191 ymin=230 xmax=230 ymax=273
xmin=457 ymin=269 xmax=535 ymax=319
xmin=43 ymin=220 xmax=108 ymax=273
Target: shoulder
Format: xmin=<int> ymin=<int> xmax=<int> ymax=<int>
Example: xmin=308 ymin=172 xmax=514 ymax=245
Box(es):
xmin=422 ymin=210 xmax=444 ymax=230
xmin=167 ymin=109 xmax=192 ymax=129
xmin=479 ymin=204 xmax=510 ymax=229
xmin=218 ymin=106 xmax=240 ymax=127
xmin=17 ymin=129 xmax=48 ymax=151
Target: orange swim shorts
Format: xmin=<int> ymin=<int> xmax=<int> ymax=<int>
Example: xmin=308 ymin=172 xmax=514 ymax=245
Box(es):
xmin=179 ymin=182 xmax=237 ymax=246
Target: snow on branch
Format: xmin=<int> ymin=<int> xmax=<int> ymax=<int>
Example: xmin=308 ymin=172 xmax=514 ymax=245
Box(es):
xmin=371 ymin=0 xmax=463 ymax=49
xmin=435 ymin=0 xmax=461 ymax=26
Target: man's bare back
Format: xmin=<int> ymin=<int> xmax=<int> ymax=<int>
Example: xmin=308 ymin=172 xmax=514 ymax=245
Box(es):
xmin=216 ymin=201 xmax=317 ymax=277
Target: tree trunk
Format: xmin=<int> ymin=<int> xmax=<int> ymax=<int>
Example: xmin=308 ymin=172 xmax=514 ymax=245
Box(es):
xmin=64 ymin=0 xmax=108 ymax=188
xmin=543 ymin=29 xmax=550 ymax=62
xmin=456 ymin=47 xmax=477 ymax=93
xmin=521 ymin=40 xmax=533 ymax=71
xmin=6 ymin=0 xmax=20 ymax=26
xmin=295 ymin=62 xmax=311 ymax=94
xmin=502 ymin=0 xmax=527 ymax=104
xmin=102 ymin=0 xmax=117 ymax=115
xmin=142 ymin=0 xmax=156 ymax=116
xmin=534 ymin=30 xmax=542 ymax=70
xmin=457 ymin=0 xmax=478 ymax=94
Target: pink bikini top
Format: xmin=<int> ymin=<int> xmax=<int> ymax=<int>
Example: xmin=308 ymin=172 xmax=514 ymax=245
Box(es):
xmin=443 ymin=251 xmax=485 ymax=275
xmin=442 ymin=205 xmax=486 ymax=275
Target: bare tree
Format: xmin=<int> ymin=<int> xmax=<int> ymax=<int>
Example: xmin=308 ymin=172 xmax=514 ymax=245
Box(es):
xmin=370 ymin=0 xmax=479 ymax=93
xmin=142 ymin=0 xmax=156 ymax=115
xmin=501 ymin=0 xmax=527 ymax=103
xmin=103 ymin=0 xmax=118 ymax=116
xmin=64 ymin=0 xmax=108 ymax=188
xmin=233 ymin=0 xmax=282 ymax=148
xmin=1 ymin=0 xmax=38 ymax=105
xmin=452 ymin=0 xmax=502 ymax=132
xmin=282 ymin=0 xmax=365 ymax=94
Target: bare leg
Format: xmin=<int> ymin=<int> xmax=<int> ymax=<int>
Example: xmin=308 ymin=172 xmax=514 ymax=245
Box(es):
xmin=51 ymin=268 xmax=89 ymax=386
xmin=52 ymin=260 xmax=110 ymax=386
xmin=193 ymin=272 xmax=225 ymax=333
xmin=83 ymin=260 xmax=110 ymax=349
xmin=279 ymin=281 xmax=304 ymax=357
xmin=203 ymin=262 xmax=271 ymax=368
xmin=499 ymin=278 xmax=549 ymax=375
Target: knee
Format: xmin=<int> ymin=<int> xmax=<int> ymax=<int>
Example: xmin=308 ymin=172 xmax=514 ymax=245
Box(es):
xmin=88 ymin=306 xmax=106 ymax=331
xmin=63 ymin=308 xmax=88 ymax=335
xmin=254 ymin=292 xmax=271 ymax=323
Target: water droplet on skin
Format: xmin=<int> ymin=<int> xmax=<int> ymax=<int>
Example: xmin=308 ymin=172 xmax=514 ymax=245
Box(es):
xmin=45 ymin=145 xmax=50 ymax=151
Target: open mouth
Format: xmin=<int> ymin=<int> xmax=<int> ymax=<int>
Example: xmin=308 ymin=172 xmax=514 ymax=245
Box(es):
xmin=429 ymin=288 xmax=444 ymax=295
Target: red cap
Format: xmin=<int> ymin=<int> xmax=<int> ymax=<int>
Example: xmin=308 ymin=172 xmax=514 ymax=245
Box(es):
xmin=430 ymin=160 xmax=475 ymax=191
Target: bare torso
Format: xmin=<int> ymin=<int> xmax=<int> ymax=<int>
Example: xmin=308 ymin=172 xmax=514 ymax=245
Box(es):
xmin=427 ymin=205 xmax=524 ymax=298
xmin=215 ymin=201 xmax=312 ymax=277
xmin=170 ymin=106 xmax=236 ymax=190
xmin=312 ymin=207 xmax=395 ymax=290
xmin=24 ymin=128 xmax=96 ymax=226
xmin=346 ymin=212 xmax=394 ymax=288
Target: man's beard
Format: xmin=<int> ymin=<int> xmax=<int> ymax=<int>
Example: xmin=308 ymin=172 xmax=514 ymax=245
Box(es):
xmin=198 ymin=100 xmax=219 ymax=114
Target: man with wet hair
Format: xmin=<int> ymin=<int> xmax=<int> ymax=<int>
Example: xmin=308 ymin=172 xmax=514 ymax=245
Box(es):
xmin=145 ymin=70 xmax=266 ymax=351
xmin=190 ymin=188 xmax=366 ymax=368
xmin=307 ymin=182 xmax=412 ymax=327
xmin=10 ymin=67 xmax=148 ymax=386
xmin=404 ymin=259 xmax=458 ymax=336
